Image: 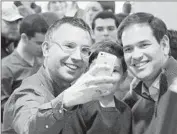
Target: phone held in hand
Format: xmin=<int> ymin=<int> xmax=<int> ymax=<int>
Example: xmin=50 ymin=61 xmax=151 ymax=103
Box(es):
xmin=95 ymin=52 xmax=117 ymax=76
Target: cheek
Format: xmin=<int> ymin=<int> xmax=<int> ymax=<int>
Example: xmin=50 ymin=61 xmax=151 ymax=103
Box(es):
xmin=124 ymin=54 xmax=131 ymax=64
xmin=112 ymin=72 xmax=122 ymax=81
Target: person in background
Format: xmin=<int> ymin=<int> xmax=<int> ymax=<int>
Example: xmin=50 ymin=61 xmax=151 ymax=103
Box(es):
xmin=14 ymin=1 xmax=41 ymax=17
xmin=62 ymin=40 xmax=132 ymax=134
xmin=115 ymin=13 xmax=128 ymax=26
xmin=92 ymin=11 xmax=119 ymax=43
xmin=1 ymin=2 xmax=23 ymax=59
xmin=47 ymin=1 xmax=67 ymax=19
xmin=3 ymin=17 xmax=119 ymax=134
xmin=39 ymin=12 xmax=60 ymax=28
xmin=84 ymin=1 xmax=115 ymax=28
xmin=122 ymin=1 xmax=132 ymax=15
xmin=65 ymin=2 xmax=83 ymax=18
xmin=1 ymin=14 xmax=48 ymax=123
xmin=118 ymin=12 xmax=177 ymax=134
xmin=98 ymin=1 xmax=115 ymax=13
xmin=167 ymin=29 xmax=177 ymax=60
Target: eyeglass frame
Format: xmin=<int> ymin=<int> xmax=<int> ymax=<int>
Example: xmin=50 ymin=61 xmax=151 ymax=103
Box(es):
xmin=45 ymin=40 xmax=92 ymax=58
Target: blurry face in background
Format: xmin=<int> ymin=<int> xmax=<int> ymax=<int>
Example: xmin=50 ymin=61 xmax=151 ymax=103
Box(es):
xmin=2 ymin=19 xmax=21 ymax=40
xmin=93 ymin=18 xmax=117 ymax=42
xmin=48 ymin=1 xmax=66 ymax=17
xmin=26 ymin=33 xmax=45 ymax=57
xmin=84 ymin=2 xmax=103 ymax=26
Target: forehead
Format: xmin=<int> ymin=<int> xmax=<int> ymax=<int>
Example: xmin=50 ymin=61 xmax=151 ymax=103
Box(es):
xmin=86 ymin=2 xmax=102 ymax=9
xmin=95 ymin=18 xmax=116 ymax=27
xmin=52 ymin=24 xmax=92 ymax=46
xmin=122 ymin=24 xmax=156 ymax=46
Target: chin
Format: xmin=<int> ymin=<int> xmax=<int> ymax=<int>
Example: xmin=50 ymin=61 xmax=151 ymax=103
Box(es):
xmin=62 ymin=73 xmax=80 ymax=83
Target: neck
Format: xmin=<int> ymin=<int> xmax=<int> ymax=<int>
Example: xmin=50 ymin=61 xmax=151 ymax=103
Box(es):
xmin=16 ymin=40 xmax=34 ymax=66
xmin=99 ymin=94 xmax=115 ymax=107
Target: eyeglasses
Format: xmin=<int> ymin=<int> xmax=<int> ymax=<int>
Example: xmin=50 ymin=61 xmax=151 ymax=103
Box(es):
xmin=50 ymin=41 xmax=92 ymax=58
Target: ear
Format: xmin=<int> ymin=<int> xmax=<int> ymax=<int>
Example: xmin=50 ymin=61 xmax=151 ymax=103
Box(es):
xmin=21 ymin=33 xmax=29 ymax=44
xmin=42 ymin=41 xmax=50 ymax=57
xmin=160 ymin=35 xmax=170 ymax=56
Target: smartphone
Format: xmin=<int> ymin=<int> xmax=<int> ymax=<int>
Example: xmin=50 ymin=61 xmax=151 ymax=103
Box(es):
xmin=95 ymin=52 xmax=117 ymax=76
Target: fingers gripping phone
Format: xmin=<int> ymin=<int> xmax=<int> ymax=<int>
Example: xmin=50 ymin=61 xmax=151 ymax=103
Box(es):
xmin=95 ymin=52 xmax=117 ymax=76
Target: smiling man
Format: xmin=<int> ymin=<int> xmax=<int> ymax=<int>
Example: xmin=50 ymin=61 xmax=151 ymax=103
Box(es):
xmin=3 ymin=17 xmax=119 ymax=134
xmin=118 ymin=12 xmax=177 ymax=134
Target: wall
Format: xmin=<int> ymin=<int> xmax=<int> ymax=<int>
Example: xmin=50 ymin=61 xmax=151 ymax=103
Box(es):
xmin=132 ymin=2 xmax=177 ymax=30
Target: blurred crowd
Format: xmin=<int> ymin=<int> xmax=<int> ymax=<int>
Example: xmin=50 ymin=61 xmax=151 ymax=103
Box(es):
xmin=1 ymin=1 xmax=177 ymax=134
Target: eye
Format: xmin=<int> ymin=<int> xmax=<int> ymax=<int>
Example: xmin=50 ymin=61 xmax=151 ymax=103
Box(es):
xmin=123 ymin=47 xmax=133 ymax=53
xmin=107 ymin=26 xmax=115 ymax=31
xmin=81 ymin=47 xmax=91 ymax=55
xmin=63 ymin=43 xmax=75 ymax=49
xmin=96 ymin=27 xmax=104 ymax=32
xmin=140 ymin=43 xmax=150 ymax=48
xmin=113 ymin=66 xmax=120 ymax=73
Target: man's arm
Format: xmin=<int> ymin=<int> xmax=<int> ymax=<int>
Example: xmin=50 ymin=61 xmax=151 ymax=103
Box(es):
xmin=5 ymin=87 xmax=66 ymax=134
xmin=1 ymin=65 xmax=13 ymax=122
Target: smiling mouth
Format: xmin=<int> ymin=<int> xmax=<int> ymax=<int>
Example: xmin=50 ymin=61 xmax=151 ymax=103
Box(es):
xmin=65 ymin=63 xmax=79 ymax=70
xmin=133 ymin=61 xmax=149 ymax=68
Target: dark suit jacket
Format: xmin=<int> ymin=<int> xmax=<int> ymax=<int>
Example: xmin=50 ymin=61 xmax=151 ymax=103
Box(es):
xmin=123 ymin=57 xmax=177 ymax=134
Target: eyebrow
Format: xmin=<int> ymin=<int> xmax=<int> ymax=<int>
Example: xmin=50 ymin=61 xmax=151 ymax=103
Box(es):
xmin=63 ymin=41 xmax=90 ymax=47
xmin=123 ymin=40 xmax=150 ymax=48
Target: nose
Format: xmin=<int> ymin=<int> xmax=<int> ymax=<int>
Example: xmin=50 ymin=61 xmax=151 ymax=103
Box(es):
xmin=131 ymin=47 xmax=143 ymax=61
xmin=103 ymin=29 xmax=109 ymax=36
xmin=70 ymin=47 xmax=82 ymax=61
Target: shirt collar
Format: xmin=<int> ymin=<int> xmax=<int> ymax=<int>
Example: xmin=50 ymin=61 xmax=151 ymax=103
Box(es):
xmin=141 ymin=73 xmax=161 ymax=101
xmin=133 ymin=56 xmax=173 ymax=101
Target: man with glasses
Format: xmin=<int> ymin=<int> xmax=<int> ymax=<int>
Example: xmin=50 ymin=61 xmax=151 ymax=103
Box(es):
xmin=3 ymin=17 xmax=119 ymax=134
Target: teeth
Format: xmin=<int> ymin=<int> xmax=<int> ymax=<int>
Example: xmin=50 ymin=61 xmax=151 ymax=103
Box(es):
xmin=134 ymin=62 xmax=147 ymax=67
xmin=65 ymin=63 xmax=78 ymax=70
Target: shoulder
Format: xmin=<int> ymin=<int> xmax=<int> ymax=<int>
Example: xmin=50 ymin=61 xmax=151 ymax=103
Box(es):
xmin=1 ymin=52 xmax=21 ymax=75
xmin=78 ymin=101 xmax=100 ymax=116
xmin=115 ymin=97 xmax=132 ymax=114
xmin=165 ymin=57 xmax=177 ymax=88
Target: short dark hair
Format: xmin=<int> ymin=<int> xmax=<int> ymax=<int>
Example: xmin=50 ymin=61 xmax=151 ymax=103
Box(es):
xmin=115 ymin=13 xmax=128 ymax=27
xmin=39 ymin=12 xmax=60 ymax=27
xmin=20 ymin=14 xmax=48 ymax=38
xmin=168 ymin=29 xmax=177 ymax=59
xmin=92 ymin=11 xmax=118 ymax=30
xmin=98 ymin=1 xmax=115 ymax=13
xmin=117 ymin=12 xmax=167 ymax=46
xmin=89 ymin=40 xmax=127 ymax=73
xmin=45 ymin=17 xmax=92 ymax=42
